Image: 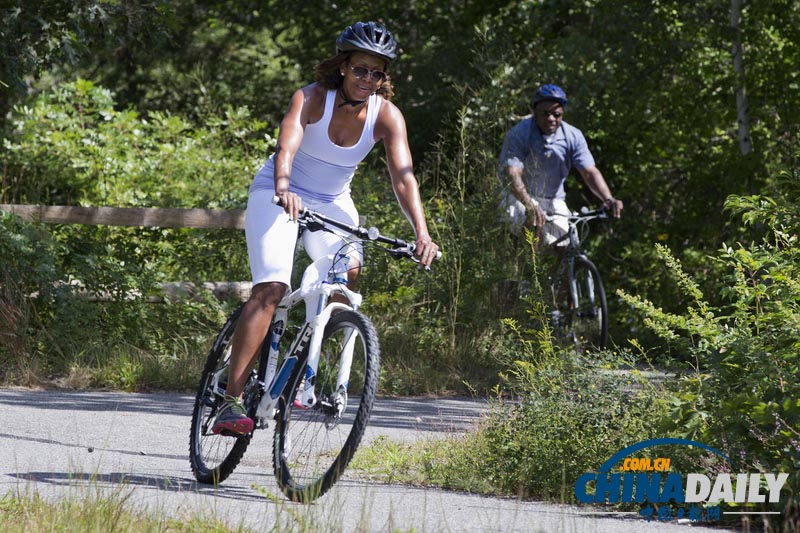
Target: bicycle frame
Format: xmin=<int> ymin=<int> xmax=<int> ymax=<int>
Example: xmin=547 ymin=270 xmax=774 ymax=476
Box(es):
xmin=561 ymin=221 xmax=591 ymax=312
xmin=545 ymin=208 xmax=608 ymax=348
xmin=210 ymin=198 xmax=434 ymax=430
xmin=549 ymin=206 xmax=605 ymax=263
xmin=252 ymin=259 xmax=362 ymax=427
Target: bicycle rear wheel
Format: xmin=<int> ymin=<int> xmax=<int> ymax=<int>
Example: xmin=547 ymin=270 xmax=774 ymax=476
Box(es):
xmin=189 ymin=304 xmax=254 ymax=484
xmin=555 ymin=256 xmax=608 ymax=352
xmin=273 ymin=309 xmax=379 ymax=502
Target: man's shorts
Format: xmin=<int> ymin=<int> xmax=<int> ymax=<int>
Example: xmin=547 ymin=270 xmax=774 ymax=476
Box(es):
xmin=500 ymin=191 xmax=570 ymax=247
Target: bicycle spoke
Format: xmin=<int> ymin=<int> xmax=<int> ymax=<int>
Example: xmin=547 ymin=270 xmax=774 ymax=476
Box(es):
xmin=189 ymin=305 xmax=252 ymax=484
xmin=569 ymin=258 xmax=608 ymax=352
xmin=274 ymin=311 xmax=379 ymax=502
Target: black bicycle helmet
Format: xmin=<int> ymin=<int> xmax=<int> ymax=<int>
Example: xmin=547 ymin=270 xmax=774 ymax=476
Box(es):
xmin=336 ymin=21 xmax=398 ymax=62
xmin=532 ymin=84 xmax=568 ymax=107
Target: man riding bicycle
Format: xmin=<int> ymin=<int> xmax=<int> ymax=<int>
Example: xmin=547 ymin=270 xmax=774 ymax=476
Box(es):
xmin=499 ymin=84 xmax=623 ymax=246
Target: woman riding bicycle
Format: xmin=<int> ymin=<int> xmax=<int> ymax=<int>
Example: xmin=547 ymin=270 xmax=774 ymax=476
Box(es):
xmin=212 ymin=21 xmax=440 ymax=436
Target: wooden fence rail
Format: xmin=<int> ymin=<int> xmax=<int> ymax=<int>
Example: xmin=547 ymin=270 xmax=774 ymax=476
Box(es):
xmin=1 ymin=204 xmax=251 ymax=301
xmin=0 ymin=204 xmax=246 ymax=229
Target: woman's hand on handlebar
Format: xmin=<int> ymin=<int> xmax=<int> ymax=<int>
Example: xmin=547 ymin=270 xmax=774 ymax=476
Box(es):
xmin=274 ymin=190 xmax=303 ymax=220
xmin=414 ymin=235 xmax=440 ymax=269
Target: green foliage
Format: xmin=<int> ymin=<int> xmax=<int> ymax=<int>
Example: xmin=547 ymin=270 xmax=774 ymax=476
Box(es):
xmin=479 ymin=362 xmax=667 ymax=501
xmin=620 ymin=157 xmax=800 ymax=527
xmin=0 ymin=211 xmax=227 ymax=390
xmin=3 ymin=78 xmax=271 ymax=207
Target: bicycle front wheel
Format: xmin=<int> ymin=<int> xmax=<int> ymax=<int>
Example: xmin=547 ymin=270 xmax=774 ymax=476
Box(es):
xmin=189 ymin=304 xmax=253 ymax=484
xmin=556 ymin=256 xmax=608 ymax=352
xmin=273 ymin=309 xmax=379 ymax=502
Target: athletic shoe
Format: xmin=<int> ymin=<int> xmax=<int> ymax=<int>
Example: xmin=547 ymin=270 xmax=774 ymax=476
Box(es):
xmin=211 ymin=395 xmax=254 ymax=436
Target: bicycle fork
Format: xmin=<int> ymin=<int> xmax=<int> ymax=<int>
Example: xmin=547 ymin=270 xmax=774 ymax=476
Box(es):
xmin=297 ymin=301 xmax=357 ymax=411
xmin=569 ymin=258 xmax=581 ymax=310
xmin=252 ymin=301 xmax=357 ymax=425
xmin=295 ymin=280 xmax=361 ymax=414
xmin=569 ymin=255 xmax=598 ymax=317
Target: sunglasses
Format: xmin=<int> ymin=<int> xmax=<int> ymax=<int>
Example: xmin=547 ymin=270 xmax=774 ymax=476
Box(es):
xmin=538 ymin=110 xmax=563 ymax=119
xmin=349 ymin=65 xmax=387 ymax=83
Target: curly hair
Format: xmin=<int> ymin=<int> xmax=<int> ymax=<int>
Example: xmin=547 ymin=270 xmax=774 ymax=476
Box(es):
xmin=314 ymin=53 xmax=395 ymax=100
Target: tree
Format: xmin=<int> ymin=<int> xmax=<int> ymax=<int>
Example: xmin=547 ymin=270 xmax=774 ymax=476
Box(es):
xmin=0 ymin=1 xmax=182 ymax=129
xmin=731 ymin=0 xmax=752 ymax=157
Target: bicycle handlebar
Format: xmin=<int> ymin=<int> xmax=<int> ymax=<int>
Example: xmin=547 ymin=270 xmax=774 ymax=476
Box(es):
xmin=271 ymin=196 xmax=441 ymax=266
xmin=544 ymin=206 xmax=609 ymax=223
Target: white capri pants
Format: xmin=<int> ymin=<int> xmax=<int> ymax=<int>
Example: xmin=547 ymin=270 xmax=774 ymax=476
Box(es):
xmin=245 ymin=188 xmax=363 ymax=288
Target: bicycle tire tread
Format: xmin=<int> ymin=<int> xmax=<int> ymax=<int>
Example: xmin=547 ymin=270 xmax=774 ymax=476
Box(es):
xmin=189 ymin=305 xmax=252 ymax=484
xmin=272 ymin=309 xmax=380 ymax=502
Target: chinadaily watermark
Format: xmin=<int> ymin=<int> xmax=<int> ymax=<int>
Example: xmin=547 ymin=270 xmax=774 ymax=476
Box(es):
xmin=574 ymin=438 xmax=789 ymax=523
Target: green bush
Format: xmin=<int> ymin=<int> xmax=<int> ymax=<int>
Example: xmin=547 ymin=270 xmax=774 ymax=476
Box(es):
xmin=620 ymin=158 xmax=800 ymax=530
xmin=480 ymin=358 xmax=668 ymax=500
xmin=0 ymin=211 xmax=229 ymax=389
xmin=2 ymin=78 xmax=271 ymax=208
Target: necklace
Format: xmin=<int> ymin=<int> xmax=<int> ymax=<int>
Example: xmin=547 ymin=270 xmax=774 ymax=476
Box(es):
xmin=337 ymin=87 xmax=367 ymax=108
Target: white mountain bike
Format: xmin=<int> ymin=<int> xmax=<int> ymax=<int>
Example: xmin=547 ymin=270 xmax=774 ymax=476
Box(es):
xmin=189 ymin=200 xmax=438 ymax=502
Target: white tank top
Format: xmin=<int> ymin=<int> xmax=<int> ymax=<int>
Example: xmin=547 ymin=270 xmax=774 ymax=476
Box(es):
xmin=250 ymin=89 xmax=382 ymax=202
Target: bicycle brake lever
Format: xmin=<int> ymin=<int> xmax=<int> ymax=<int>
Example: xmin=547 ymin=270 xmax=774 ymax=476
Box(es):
xmin=401 ymin=244 xmax=442 ymax=271
xmin=388 ymin=247 xmax=415 ymax=260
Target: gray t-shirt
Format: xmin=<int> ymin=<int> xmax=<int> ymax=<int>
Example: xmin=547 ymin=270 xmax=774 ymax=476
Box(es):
xmin=499 ymin=118 xmax=595 ymax=199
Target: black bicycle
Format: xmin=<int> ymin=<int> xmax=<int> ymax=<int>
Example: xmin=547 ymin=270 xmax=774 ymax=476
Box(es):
xmin=546 ymin=207 xmax=609 ymax=352
xmin=189 ymin=202 xmax=437 ymax=502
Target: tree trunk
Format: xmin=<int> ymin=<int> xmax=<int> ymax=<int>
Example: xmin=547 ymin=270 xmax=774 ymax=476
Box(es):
xmin=731 ymin=0 xmax=752 ymax=156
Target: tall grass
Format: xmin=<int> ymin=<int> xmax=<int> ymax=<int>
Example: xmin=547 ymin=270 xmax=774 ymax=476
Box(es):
xmin=0 ymin=490 xmax=244 ymax=533
xmin=0 ymin=484 xmax=428 ymax=532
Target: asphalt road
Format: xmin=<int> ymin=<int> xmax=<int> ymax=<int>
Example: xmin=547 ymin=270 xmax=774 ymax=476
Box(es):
xmin=0 ymin=388 xmax=738 ymax=532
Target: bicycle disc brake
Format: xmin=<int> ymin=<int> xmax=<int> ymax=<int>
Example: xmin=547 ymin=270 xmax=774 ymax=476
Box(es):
xmin=321 ymin=386 xmax=348 ymax=429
